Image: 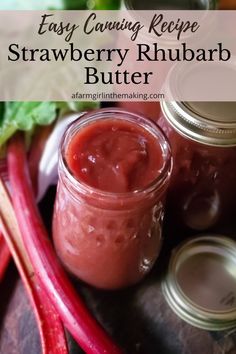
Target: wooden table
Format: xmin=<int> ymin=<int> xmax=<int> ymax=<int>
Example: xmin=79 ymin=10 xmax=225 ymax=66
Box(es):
xmin=1 ymin=188 xmax=236 ymax=354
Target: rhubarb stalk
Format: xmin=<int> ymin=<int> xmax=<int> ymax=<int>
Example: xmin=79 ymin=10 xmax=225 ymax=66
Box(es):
xmin=0 ymin=178 xmax=68 ymax=354
xmin=8 ymin=133 xmax=123 ymax=354
xmin=0 ymin=232 xmax=11 ymax=281
xmin=0 ymin=159 xmax=11 ymax=280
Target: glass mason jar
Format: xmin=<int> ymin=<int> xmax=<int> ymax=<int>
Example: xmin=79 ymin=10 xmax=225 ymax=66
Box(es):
xmin=118 ymin=0 xmax=217 ymax=121
xmin=159 ymin=101 xmax=236 ymax=232
xmin=53 ymin=109 xmax=172 ymax=289
xmin=122 ymin=0 xmax=217 ymax=10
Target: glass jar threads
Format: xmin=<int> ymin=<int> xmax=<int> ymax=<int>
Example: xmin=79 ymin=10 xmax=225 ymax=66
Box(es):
xmin=159 ymin=101 xmax=236 ymax=232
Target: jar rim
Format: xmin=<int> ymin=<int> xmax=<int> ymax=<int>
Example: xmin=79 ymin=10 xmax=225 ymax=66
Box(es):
xmin=123 ymin=0 xmax=216 ymax=10
xmin=59 ymin=108 xmax=172 ymax=201
xmin=161 ymin=100 xmax=236 ymax=147
xmin=160 ymin=60 xmax=236 ymax=146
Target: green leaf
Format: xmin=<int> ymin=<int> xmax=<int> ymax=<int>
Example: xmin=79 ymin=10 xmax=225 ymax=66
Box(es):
xmin=0 ymin=101 xmax=100 ymax=149
xmin=0 ymin=101 xmax=57 ymax=147
xmin=56 ymin=101 xmax=100 ymax=116
xmin=88 ymin=0 xmax=121 ymax=10
xmin=0 ymin=0 xmax=121 ymax=10
xmin=4 ymin=102 xmax=57 ymax=130
xmin=0 ymin=102 xmax=5 ymax=124
xmin=0 ymin=0 xmax=88 ymax=10
xmin=62 ymin=0 xmax=88 ymax=10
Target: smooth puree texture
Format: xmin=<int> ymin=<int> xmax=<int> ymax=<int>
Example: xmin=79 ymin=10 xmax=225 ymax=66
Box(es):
xmin=65 ymin=119 xmax=163 ymax=193
xmin=53 ymin=111 xmax=171 ymax=289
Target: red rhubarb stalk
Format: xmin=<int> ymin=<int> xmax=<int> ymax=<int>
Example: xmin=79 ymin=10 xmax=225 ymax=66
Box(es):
xmin=0 ymin=159 xmax=11 ymax=280
xmin=0 ymin=232 xmax=11 ymax=281
xmin=8 ymin=133 xmax=123 ymax=354
xmin=0 ymin=178 xmax=68 ymax=354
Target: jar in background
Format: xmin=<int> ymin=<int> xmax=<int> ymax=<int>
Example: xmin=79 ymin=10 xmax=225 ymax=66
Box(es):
xmin=53 ymin=109 xmax=172 ymax=289
xmin=159 ymin=101 xmax=236 ymax=232
xmin=118 ymin=0 xmax=217 ymax=121
xmin=117 ymin=101 xmax=162 ymax=122
xmin=123 ymin=0 xmax=217 ymax=10
xmin=218 ymin=0 xmax=236 ymax=9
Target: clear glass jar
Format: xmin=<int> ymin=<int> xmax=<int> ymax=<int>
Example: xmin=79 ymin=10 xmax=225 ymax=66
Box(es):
xmin=122 ymin=0 xmax=217 ymax=10
xmin=53 ymin=109 xmax=172 ymax=289
xmin=159 ymin=101 xmax=236 ymax=232
xmin=118 ymin=0 xmax=217 ymax=121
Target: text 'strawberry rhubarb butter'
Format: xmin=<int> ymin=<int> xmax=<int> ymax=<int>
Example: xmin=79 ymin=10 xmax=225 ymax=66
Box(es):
xmin=53 ymin=109 xmax=172 ymax=289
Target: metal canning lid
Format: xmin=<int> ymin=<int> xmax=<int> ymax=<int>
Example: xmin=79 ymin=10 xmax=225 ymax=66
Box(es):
xmin=161 ymin=100 xmax=236 ymax=147
xmin=161 ymin=60 xmax=236 ymax=146
xmin=162 ymin=235 xmax=236 ymax=331
xmin=123 ymin=0 xmax=217 ymax=10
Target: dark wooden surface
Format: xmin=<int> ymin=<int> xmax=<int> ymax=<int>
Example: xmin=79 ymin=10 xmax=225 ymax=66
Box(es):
xmin=1 ymin=188 xmax=236 ymax=354
xmin=1 ymin=260 xmax=236 ymax=354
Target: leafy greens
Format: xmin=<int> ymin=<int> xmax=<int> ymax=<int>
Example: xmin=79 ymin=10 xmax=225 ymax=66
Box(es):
xmin=0 ymin=0 xmax=120 ymax=10
xmin=0 ymin=101 xmax=99 ymax=149
xmin=0 ymin=0 xmax=120 ymax=149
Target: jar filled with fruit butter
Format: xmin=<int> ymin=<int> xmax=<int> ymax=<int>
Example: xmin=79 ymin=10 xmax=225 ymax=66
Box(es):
xmin=159 ymin=100 xmax=236 ymax=232
xmin=53 ymin=109 xmax=172 ymax=289
xmin=117 ymin=0 xmax=217 ymax=121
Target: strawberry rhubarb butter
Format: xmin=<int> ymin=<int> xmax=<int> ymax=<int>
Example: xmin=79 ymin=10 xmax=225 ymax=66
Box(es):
xmin=53 ymin=109 xmax=172 ymax=289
